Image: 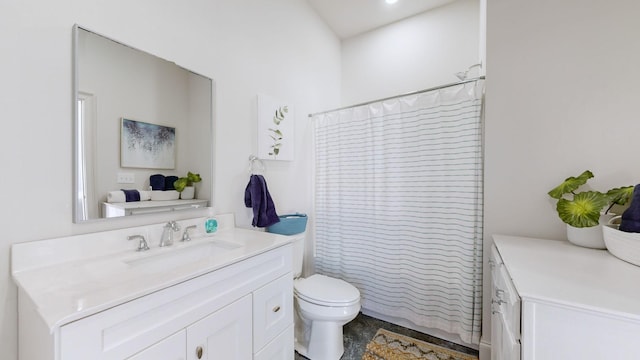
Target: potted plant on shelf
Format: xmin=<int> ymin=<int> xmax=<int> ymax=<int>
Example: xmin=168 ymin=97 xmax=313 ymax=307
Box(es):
xmin=174 ymin=171 xmax=202 ymax=200
xmin=548 ymin=170 xmax=633 ymax=249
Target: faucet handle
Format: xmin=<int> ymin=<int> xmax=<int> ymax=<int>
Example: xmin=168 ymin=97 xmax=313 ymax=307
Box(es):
xmin=182 ymin=225 xmax=197 ymax=242
xmin=128 ymin=235 xmax=150 ymax=251
xmin=167 ymin=220 xmax=181 ymax=231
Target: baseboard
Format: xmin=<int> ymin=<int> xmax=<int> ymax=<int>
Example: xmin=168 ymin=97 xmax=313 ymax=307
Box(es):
xmin=478 ymin=336 xmax=491 ymax=360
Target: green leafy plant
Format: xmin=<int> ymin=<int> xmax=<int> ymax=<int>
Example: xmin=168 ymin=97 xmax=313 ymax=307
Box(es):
xmin=268 ymin=106 xmax=288 ymax=158
xmin=548 ymin=170 xmax=633 ymax=228
xmin=173 ymin=171 xmax=202 ymax=192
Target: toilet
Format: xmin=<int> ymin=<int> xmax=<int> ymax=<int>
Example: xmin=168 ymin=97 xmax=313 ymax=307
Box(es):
xmin=291 ymin=234 xmax=361 ymax=360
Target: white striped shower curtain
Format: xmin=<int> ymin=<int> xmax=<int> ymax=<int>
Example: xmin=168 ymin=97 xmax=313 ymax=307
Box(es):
xmin=312 ymin=80 xmax=484 ymax=345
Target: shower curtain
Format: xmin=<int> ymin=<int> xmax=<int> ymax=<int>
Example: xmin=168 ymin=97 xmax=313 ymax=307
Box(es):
xmin=312 ymin=79 xmax=484 ymax=345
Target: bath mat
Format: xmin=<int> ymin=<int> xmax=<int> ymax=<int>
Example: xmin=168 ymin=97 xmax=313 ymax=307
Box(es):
xmin=362 ymin=328 xmax=478 ymax=360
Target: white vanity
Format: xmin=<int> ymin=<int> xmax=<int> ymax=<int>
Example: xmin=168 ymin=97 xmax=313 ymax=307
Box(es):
xmin=12 ymin=214 xmax=294 ymax=360
xmin=491 ymin=235 xmax=640 ymax=360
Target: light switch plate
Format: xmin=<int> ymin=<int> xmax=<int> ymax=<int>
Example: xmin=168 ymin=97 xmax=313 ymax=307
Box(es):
xmin=117 ymin=173 xmax=135 ymax=184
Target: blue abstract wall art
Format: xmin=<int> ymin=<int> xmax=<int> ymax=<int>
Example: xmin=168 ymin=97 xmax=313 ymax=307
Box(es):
xmin=121 ymin=118 xmax=175 ymax=169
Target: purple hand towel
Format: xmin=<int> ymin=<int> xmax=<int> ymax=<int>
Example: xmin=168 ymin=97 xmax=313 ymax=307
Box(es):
xmin=150 ymin=174 xmax=165 ymax=190
xmin=620 ymin=184 xmax=640 ymax=232
xmin=165 ymin=176 xmax=178 ymax=190
xmin=121 ymin=189 xmax=141 ymax=202
xmin=244 ymin=174 xmax=280 ymax=228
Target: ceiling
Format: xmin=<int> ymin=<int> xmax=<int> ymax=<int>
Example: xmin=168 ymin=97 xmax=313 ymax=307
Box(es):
xmin=307 ymin=0 xmax=458 ymax=39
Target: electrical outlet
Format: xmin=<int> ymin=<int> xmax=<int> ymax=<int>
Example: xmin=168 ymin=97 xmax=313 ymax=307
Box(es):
xmin=117 ymin=173 xmax=135 ymax=184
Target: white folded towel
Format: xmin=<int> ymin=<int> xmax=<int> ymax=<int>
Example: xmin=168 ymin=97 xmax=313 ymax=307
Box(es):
xmin=107 ymin=191 xmax=126 ymax=203
xmin=139 ymin=190 xmax=151 ymax=201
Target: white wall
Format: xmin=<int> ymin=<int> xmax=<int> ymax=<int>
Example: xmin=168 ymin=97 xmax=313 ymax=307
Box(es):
xmin=482 ymin=0 xmax=640 ymax=354
xmin=0 ymin=1 xmax=340 ymax=359
xmin=341 ymin=0 xmax=480 ymax=106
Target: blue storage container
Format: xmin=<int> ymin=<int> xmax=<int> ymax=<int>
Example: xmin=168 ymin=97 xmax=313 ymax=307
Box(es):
xmin=266 ymin=213 xmax=308 ymax=235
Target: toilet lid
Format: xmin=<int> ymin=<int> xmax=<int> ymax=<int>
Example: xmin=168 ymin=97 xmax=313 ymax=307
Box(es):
xmin=294 ymin=274 xmax=360 ymax=306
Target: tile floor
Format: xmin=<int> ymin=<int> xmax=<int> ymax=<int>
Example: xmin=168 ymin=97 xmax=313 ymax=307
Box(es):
xmin=294 ymin=312 xmax=479 ymax=360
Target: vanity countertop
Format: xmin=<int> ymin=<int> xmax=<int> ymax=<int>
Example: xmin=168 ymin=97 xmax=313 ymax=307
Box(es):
xmin=493 ymin=234 xmax=640 ymax=320
xmin=12 ymin=225 xmax=292 ymax=332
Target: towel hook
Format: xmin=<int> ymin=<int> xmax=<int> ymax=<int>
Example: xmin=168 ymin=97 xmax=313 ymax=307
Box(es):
xmin=248 ymin=155 xmax=265 ymax=174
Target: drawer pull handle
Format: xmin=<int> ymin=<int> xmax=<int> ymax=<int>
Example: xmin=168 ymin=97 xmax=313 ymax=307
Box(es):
xmin=196 ymin=346 xmax=203 ymax=359
xmin=272 ymin=305 xmax=281 ymax=313
xmin=491 ymin=304 xmax=502 ymax=315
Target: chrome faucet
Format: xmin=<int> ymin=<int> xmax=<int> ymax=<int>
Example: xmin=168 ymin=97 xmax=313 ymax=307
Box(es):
xmin=160 ymin=221 xmax=181 ymax=247
xmin=181 ymin=225 xmax=197 ymax=242
xmin=128 ymin=235 xmax=150 ymax=251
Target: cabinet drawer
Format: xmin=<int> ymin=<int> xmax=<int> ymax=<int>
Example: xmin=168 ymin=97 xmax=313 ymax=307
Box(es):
xmin=500 ymin=322 xmax=521 ymax=360
xmin=496 ymin=261 xmax=521 ymax=339
xmin=489 ymin=245 xmax=504 ymax=285
xmin=253 ymin=274 xmax=293 ymax=351
xmin=491 ymin=244 xmax=521 ymax=340
xmin=254 ymin=325 xmax=294 ymax=360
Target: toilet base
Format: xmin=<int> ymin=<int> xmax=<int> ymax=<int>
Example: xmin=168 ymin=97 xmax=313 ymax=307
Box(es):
xmin=295 ymin=320 xmax=344 ymax=360
xmin=293 ymin=274 xmax=361 ymax=360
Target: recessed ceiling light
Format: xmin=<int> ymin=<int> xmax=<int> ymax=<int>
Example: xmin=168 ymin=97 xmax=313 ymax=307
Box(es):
xmin=386 ymin=0 xmax=398 ymax=4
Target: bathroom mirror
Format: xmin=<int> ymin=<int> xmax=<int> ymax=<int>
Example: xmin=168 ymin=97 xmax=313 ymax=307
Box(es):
xmin=73 ymin=25 xmax=213 ymax=223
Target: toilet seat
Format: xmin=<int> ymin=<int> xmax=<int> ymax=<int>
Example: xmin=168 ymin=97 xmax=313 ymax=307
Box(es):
xmin=294 ymin=274 xmax=360 ymax=306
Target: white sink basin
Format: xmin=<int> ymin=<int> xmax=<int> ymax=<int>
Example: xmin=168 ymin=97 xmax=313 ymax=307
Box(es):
xmin=125 ymin=240 xmax=242 ymax=271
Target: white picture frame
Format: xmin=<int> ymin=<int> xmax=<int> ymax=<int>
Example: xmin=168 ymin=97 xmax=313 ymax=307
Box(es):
xmin=257 ymin=94 xmax=294 ymax=161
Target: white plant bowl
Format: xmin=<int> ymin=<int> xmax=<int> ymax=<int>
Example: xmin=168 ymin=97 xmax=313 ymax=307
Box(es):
xmin=150 ymin=190 xmax=180 ymax=201
xmin=603 ymin=223 xmax=640 ymax=267
xmin=565 ymin=213 xmax=615 ymax=249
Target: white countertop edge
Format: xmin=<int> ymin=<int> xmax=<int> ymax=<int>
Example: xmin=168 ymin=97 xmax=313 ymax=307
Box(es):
xmin=493 ymin=234 xmax=640 ymax=323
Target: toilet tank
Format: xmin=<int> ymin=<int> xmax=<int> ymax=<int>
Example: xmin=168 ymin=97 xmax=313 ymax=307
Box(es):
xmin=291 ymin=234 xmax=305 ymax=278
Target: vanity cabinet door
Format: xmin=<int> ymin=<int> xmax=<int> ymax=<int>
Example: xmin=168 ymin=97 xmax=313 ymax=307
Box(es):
xmin=186 ymin=294 xmax=252 ymax=360
xmin=127 ymin=330 xmax=186 ymax=360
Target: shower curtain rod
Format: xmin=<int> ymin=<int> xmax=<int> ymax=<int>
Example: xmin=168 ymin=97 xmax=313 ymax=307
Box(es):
xmin=307 ymin=76 xmax=485 ymax=118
